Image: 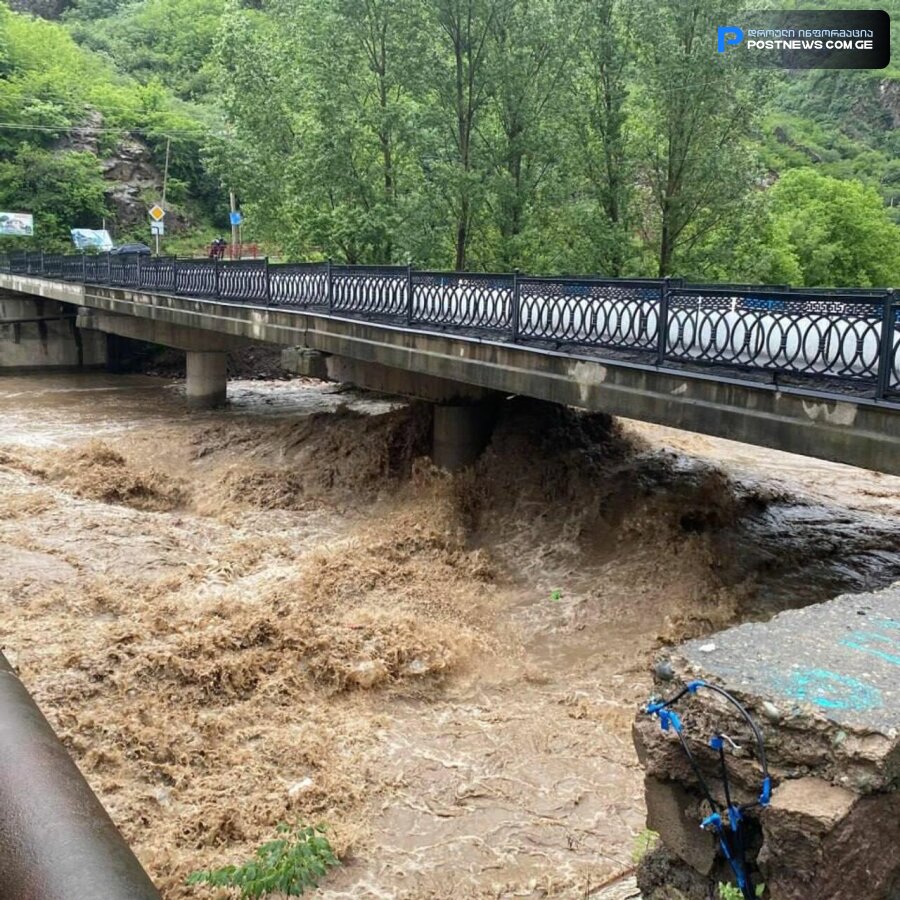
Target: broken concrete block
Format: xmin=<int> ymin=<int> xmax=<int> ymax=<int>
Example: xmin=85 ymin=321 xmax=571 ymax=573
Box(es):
xmin=635 ymin=584 xmax=900 ymax=899
xmin=760 ymin=783 xmax=900 ymax=900
xmin=756 ymin=777 xmax=856 ymax=888
xmin=644 ymin=776 xmax=717 ymax=875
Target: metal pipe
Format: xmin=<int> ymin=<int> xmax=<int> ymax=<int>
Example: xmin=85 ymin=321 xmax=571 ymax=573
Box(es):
xmin=0 ymin=652 xmax=160 ymax=900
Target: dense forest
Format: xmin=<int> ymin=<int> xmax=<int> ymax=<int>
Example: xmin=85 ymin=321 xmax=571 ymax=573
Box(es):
xmin=1 ymin=0 xmax=899 ymax=285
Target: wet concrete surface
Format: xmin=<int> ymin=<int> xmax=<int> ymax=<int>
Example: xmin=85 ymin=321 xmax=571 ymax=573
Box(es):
xmin=679 ymin=584 xmax=900 ymax=733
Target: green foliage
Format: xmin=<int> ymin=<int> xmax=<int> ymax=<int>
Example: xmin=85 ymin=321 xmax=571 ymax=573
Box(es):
xmin=3 ymin=0 xmax=899 ymax=281
xmin=186 ymin=824 xmax=340 ymax=898
xmin=0 ymin=1 xmax=220 ymax=246
xmin=738 ymin=169 xmax=900 ymax=287
xmin=718 ymin=881 xmax=765 ymax=899
xmin=211 ymin=0 xmax=775 ymax=275
xmin=64 ymin=0 xmax=226 ymax=100
xmin=627 ymin=0 xmax=767 ymax=276
xmin=632 ymin=828 xmax=659 ymax=863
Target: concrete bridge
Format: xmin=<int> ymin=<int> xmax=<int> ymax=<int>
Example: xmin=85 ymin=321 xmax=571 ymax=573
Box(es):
xmin=1 ymin=252 xmax=899 ymax=472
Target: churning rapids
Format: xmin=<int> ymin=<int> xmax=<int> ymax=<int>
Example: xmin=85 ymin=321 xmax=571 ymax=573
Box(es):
xmin=2 ymin=372 xmax=900 ymax=899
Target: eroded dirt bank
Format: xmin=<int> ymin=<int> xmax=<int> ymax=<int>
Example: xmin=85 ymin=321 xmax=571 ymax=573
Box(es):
xmin=2 ymin=374 xmax=900 ymax=898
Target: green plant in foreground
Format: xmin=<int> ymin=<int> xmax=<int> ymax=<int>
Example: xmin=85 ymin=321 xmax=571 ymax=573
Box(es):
xmin=718 ymin=882 xmax=765 ymax=899
xmin=631 ymin=828 xmax=659 ymax=863
xmin=550 ymin=588 xmax=562 ymax=602
xmin=187 ymin=824 xmax=339 ymax=898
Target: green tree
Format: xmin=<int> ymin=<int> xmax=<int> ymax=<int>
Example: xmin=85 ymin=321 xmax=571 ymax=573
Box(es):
xmin=425 ymin=0 xmax=502 ymax=270
xmin=568 ymin=0 xmax=635 ymax=275
xmin=629 ymin=0 xmax=765 ymax=276
xmin=65 ymin=0 xmax=227 ymax=100
xmin=747 ymin=169 xmax=900 ymax=287
xmin=483 ymin=0 xmax=579 ymax=269
xmin=214 ymin=0 xmax=425 ymax=263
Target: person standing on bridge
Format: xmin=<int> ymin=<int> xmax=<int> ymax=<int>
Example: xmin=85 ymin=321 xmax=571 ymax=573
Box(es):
xmin=208 ymin=237 xmax=227 ymax=260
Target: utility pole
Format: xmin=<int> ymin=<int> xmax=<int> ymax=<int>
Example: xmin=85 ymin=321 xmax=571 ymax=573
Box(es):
xmin=162 ymin=136 xmax=171 ymax=207
xmin=160 ymin=135 xmax=171 ymax=257
xmin=230 ymin=190 xmax=239 ymax=260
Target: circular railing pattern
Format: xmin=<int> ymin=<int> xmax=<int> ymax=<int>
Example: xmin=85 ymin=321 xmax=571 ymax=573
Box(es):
xmin=666 ymin=292 xmax=884 ymax=381
xmin=218 ymin=260 xmax=267 ymax=303
xmin=331 ymin=265 xmax=407 ymax=316
xmin=270 ymin=263 xmax=328 ymax=308
xmin=139 ymin=258 xmax=177 ymax=294
xmin=519 ymin=279 xmax=660 ymax=350
xmin=411 ymin=273 xmax=512 ymax=330
xmin=175 ymin=259 xmax=216 ymax=297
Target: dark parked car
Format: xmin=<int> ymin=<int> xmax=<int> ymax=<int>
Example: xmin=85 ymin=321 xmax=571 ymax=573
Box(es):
xmin=110 ymin=243 xmax=152 ymax=255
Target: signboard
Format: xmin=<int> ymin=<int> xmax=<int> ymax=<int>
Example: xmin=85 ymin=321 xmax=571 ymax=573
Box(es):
xmin=0 ymin=212 xmax=34 ymax=236
xmin=148 ymin=204 xmax=166 ymax=222
xmin=229 ymin=211 xmax=243 ymax=226
xmin=71 ymin=228 xmax=113 ymax=251
xmin=150 ymin=220 xmax=164 ymax=236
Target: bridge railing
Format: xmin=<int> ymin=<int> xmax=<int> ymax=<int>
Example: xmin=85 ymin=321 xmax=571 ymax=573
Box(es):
xmin=665 ymin=286 xmax=889 ymax=380
xmin=139 ymin=256 xmax=177 ymax=293
xmin=517 ymin=275 xmax=665 ymax=351
xmin=218 ymin=258 xmax=268 ymax=304
xmin=411 ymin=270 xmax=514 ymax=331
xmin=0 ymin=251 xmax=897 ymax=401
xmin=331 ymin=264 xmax=408 ymax=317
xmin=269 ymin=262 xmax=328 ymax=308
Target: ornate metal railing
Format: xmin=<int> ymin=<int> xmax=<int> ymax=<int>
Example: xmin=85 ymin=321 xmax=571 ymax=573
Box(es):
xmin=518 ymin=276 xmax=663 ymax=350
xmin=0 ymin=250 xmax=897 ymax=401
xmin=269 ymin=262 xmax=328 ymax=309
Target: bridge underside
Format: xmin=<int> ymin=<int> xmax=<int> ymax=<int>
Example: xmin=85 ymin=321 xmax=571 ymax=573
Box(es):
xmin=3 ymin=272 xmax=900 ymax=475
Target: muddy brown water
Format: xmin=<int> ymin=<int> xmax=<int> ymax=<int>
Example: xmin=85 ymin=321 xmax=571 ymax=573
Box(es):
xmin=2 ymin=372 xmax=900 ymax=899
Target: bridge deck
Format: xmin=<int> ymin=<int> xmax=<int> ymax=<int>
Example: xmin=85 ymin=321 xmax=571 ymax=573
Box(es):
xmin=2 ymin=259 xmax=900 ymax=475
xmin=2 ymin=252 xmax=898 ymax=406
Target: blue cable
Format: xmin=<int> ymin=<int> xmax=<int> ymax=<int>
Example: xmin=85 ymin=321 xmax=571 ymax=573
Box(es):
xmin=645 ymin=680 xmax=771 ymax=899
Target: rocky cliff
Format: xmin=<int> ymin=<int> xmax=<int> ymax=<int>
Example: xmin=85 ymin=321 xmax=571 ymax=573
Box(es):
xmin=57 ymin=112 xmax=189 ymax=237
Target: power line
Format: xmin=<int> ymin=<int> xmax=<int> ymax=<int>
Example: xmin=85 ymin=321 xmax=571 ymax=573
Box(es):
xmin=0 ymin=121 xmax=223 ymax=138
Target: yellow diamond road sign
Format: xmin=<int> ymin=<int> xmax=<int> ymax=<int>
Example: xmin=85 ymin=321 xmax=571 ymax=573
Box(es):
xmin=148 ymin=204 xmax=165 ymax=222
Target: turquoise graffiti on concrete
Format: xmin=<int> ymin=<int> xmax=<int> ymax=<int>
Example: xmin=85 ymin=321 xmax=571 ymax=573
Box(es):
xmin=841 ymin=619 xmax=900 ymax=667
xmin=775 ymin=667 xmax=883 ymax=711
xmin=773 ymin=618 xmax=900 ymax=711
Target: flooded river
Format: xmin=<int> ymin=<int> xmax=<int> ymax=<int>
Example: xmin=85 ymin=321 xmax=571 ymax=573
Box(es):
xmin=2 ymin=371 xmax=900 ymax=898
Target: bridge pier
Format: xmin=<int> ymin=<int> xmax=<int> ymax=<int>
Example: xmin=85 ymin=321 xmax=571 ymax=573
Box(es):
xmin=432 ymin=403 xmax=497 ymax=471
xmin=186 ymin=351 xmax=227 ymax=409
xmin=76 ymin=308 xmax=248 ymax=409
xmin=282 ymin=349 xmax=500 ymax=470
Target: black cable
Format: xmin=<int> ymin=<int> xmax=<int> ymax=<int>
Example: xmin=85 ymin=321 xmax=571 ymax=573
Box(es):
xmin=645 ymin=680 xmax=771 ymax=899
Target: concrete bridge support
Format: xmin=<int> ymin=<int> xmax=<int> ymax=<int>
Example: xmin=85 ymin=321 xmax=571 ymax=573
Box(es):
xmin=432 ymin=403 xmax=497 ymax=471
xmin=0 ymin=293 xmax=105 ymax=370
xmin=186 ymin=351 xmax=227 ymax=409
xmin=76 ymin=308 xmax=249 ymax=409
xmin=282 ymin=348 xmax=501 ymax=470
